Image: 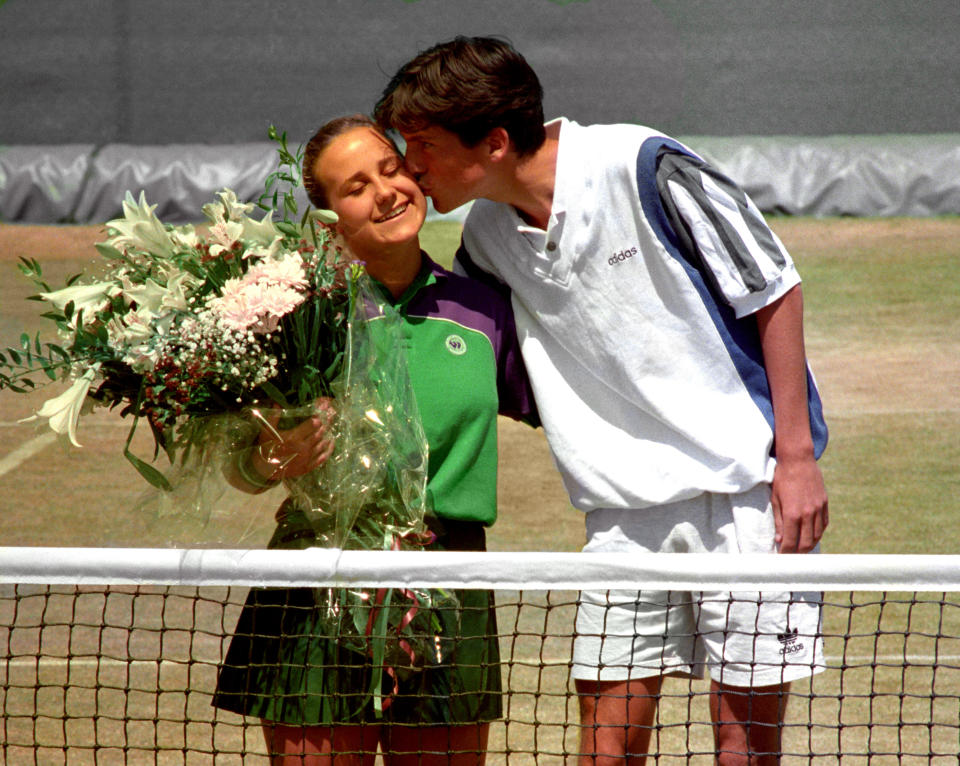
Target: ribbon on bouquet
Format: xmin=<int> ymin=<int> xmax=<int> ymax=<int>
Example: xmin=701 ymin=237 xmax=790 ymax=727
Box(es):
xmin=364 ymin=529 xmax=437 ymax=713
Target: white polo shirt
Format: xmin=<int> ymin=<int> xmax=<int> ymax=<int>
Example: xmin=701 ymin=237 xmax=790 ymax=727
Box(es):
xmin=457 ymin=118 xmax=827 ymax=511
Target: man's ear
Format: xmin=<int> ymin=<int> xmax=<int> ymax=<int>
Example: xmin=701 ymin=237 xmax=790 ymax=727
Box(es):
xmin=484 ymin=127 xmax=511 ymax=162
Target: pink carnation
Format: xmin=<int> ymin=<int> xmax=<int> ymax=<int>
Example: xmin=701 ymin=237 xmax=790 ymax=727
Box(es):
xmin=216 ymin=293 xmax=262 ymax=332
xmin=247 ymin=253 xmax=308 ymax=290
xmin=258 ymin=284 xmax=305 ymax=320
xmin=209 ymin=280 xmax=305 ymax=335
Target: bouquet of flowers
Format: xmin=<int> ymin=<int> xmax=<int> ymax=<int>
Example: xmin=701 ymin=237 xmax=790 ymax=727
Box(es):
xmin=6 ymin=190 xmax=349 ymax=478
xmin=1 ymin=133 xmax=449 ymax=715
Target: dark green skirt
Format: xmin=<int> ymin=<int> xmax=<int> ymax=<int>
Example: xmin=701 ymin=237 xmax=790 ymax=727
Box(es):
xmin=212 ymin=506 xmax=502 ymax=725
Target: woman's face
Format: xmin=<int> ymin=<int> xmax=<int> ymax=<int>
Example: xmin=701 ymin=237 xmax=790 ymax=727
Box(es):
xmin=313 ymin=127 xmax=427 ymax=258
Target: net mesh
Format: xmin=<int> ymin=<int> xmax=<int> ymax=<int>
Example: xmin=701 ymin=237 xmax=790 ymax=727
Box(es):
xmin=3 ymin=548 xmax=960 ymax=765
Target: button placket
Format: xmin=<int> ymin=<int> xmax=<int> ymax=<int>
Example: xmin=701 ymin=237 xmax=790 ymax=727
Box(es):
xmin=540 ymin=211 xmax=570 ymax=284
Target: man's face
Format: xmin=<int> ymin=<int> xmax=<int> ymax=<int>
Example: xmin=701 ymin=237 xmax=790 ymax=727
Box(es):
xmin=400 ymin=126 xmax=491 ymax=214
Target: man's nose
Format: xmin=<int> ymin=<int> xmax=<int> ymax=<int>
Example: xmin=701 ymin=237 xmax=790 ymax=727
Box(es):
xmin=403 ymin=149 xmax=424 ymax=176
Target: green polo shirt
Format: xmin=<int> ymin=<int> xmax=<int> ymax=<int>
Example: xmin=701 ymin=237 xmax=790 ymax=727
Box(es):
xmin=368 ymin=255 xmax=536 ymax=525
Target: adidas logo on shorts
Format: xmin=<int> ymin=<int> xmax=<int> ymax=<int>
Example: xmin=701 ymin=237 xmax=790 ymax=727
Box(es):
xmin=777 ymin=627 xmax=805 ymax=656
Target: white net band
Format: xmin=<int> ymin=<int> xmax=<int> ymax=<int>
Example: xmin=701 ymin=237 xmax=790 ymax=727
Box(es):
xmin=3 ymin=547 xmax=960 ymax=590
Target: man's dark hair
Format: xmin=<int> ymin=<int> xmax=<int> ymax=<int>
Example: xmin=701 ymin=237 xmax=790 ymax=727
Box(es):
xmin=374 ymin=36 xmax=546 ymax=157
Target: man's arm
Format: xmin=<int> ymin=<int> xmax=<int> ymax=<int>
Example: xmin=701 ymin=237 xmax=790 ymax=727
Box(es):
xmin=755 ymin=285 xmax=828 ymax=553
xmin=655 ymin=147 xmax=828 ymax=552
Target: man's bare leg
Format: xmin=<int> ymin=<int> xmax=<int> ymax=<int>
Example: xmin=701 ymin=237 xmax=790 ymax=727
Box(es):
xmin=575 ymin=677 xmax=662 ymax=766
xmin=710 ymin=682 xmax=790 ymax=766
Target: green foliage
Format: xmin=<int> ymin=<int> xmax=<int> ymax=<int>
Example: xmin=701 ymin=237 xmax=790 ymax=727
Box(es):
xmin=0 ymin=258 xmax=91 ymax=391
xmin=259 ymin=125 xmax=305 ymax=223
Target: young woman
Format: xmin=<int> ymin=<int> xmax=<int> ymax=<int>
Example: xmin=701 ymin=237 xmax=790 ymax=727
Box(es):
xmin=212 ymin=115 xmax=537 ymax=766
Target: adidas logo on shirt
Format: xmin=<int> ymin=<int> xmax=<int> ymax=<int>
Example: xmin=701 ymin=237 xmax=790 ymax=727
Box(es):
xmin=608 ymin=246 xmax=638 ymax=265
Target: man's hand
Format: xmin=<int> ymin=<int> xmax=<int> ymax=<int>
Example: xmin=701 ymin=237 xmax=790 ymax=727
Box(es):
xmin=755 ymin=285 xmax=829 ymax=553
xmin=771 ymin=453 xmax=828 ymax=553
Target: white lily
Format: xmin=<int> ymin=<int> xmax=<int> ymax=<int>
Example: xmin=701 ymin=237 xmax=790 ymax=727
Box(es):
xmin=243 ymin=234 xmax=286 ymax=262
xmin=292 ymin=208 xmax=339 ymax=241
xmin=121 ymin=276 xmax=167 ymax=314
xmin=123 ymin=346 xmax=161 ymax=372
xmin=161 ymin=270 xmax=198 ymax=311
xmin=241 ymin=210 xmax=281 ymax=246
xmin=38 ymin=281 xmax=121 ymax=326
xmin=105 ymin=191 xmax=175 ymax=258
xmin=20 ymin=364 xmax=100 ymax=447
xmin=171 ymin=224 xmax=201 ymax=250
xmin=114 ymin=307 xmax=155 ymax=341
xmin=120 ymin=267 xmax=199 ymax=315
xmin=309 ymin=208 xmax=339 ymax=225
xmin=208 ymin=219 xmax=244 ymax=257
xmin=202 ymin=189 xmax=254 ymax=223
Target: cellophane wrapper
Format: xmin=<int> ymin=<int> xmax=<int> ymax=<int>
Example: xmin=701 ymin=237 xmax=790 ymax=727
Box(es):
xmin=144 ymin=279 xmax=457 ymax=714
xmin=283 ymin=282 xmax=429 ymax=550
xmin=279 ymin=283 xmax=458 ymax=713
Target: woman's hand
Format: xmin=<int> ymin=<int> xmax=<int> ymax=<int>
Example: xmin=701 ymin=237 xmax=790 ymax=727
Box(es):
xmin=246 ymin=399 xmax=336 ymax=485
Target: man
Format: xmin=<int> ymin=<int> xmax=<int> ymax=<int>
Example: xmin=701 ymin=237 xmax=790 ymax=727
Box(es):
xmin=375 ymin=36 xmax=828 ymax=765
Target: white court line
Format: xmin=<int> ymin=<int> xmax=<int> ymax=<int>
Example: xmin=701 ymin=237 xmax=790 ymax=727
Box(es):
xmin=0 ymin=431 xmax=56 ymax=478
xmin=0 ymin=415 xmax=132 ymax=477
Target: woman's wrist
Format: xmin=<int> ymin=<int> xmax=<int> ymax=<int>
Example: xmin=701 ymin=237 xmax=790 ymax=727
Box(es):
xmin=236 ymin=446 xmax=281 ymax=490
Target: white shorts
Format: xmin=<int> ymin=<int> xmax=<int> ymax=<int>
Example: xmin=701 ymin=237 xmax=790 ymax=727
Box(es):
xmin=572 ymin=485 xmax=824 ymax=687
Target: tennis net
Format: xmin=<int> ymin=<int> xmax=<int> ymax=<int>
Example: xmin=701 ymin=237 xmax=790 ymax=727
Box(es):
xmin=2 ymin=548 xmax=960 ymax=764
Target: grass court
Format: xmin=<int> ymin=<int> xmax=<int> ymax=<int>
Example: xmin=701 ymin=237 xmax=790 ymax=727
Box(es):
xmin=1 ymin=217 xmax=959 ymax=762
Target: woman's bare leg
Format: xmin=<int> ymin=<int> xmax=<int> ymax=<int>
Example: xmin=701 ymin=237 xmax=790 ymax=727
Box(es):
xmin=382 ymin=723 xmax=491 ymax=766
xmin=262 ymin=722 xmax=380 ymax=766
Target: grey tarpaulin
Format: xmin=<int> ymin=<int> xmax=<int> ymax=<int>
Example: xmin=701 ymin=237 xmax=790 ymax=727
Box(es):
xmin=691 ymin=135 xmax=960 ymax=218
xmin=0 ymin=144 xmax=280 ymax=224
xmin=1 ymin=135 xmax=959 ymax=224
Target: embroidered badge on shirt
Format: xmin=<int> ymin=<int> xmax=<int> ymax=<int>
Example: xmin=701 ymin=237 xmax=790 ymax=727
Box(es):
xmin=445 ymin=334 xmax=467 ymax=355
